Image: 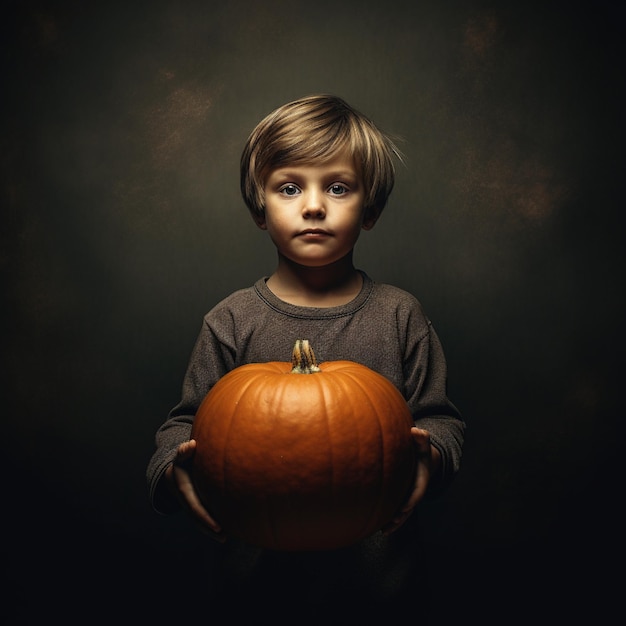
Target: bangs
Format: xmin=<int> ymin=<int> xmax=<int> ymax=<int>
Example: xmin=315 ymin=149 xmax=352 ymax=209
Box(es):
xmin=259 ymin=111 xmax=355 ymax=173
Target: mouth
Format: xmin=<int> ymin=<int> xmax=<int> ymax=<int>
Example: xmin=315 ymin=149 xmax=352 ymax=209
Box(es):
xmin=297 ymin=229 xmax=332 ymax=237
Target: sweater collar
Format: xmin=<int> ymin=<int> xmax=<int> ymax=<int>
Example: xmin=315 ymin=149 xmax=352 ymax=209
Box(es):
xmin=254 ymin=271 xmax=374 ymax=319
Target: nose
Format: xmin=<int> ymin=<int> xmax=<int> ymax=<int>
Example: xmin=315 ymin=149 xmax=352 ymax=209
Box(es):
xmin=302 ymin=191 xmax=326 ymax=219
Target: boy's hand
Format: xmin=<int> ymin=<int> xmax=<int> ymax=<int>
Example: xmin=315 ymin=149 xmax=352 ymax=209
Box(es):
xmin=167 ymin=439 xmax=226 ymax=543
xmin=382 ymin=427 xmax=433 ymax=535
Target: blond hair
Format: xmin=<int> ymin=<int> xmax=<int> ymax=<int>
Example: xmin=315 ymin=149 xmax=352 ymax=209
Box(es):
xmin=240 ymin=94 xmax=401 ymax=219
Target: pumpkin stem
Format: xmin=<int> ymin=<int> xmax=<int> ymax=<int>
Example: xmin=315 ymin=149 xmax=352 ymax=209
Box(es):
xmin=291 ymin=339 xmax=321 ymax=374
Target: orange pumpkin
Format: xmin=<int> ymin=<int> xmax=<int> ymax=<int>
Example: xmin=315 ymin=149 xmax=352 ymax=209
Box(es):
xmin=191 ymin=339 xmax=416 ymax=551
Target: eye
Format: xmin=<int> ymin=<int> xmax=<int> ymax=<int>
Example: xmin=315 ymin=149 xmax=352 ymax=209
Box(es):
xmin=279 ymin=184 xmax=300 ymax=196
xmin=328 ymin=184 xmax=348 ymax=196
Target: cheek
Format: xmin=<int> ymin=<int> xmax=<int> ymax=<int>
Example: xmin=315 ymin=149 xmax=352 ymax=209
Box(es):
xmin=263 ymin=212 xmax=291 ymax=239
xmin=343 ymin=209 xmax=369 ymax=235
xmin=335 ymin=222 xmax=364 ymax=250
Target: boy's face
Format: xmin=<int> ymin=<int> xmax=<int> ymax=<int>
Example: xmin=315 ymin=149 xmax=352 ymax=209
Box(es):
xmin=258 ymin=152 xmax=375 ymax=268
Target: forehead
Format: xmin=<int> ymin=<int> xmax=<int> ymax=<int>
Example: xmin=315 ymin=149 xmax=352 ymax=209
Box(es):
xmin=266 ymin=150 xmax=360 ymax=180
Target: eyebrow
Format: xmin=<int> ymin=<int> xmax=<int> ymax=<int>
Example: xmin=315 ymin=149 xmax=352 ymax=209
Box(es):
xmin=267 ymin=168 xmax=359 ymax=182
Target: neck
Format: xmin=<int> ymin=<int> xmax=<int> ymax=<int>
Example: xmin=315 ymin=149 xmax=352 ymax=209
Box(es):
xmin=266 ymin=252 xmax=362 ymax=307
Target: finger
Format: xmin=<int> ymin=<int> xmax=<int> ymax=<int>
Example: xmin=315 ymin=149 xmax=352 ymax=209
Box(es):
xmin=407 ymin=427 xmax=431 ymax=502
xmin=383 ymin=429 xmax=433 ymax=535
xmin=174 ymin=464 xmax=223 ymax=535
xmin=382 ymin=510 xmax=411 ymax=535
xmin=174 ymin=439 xmax=197 ymax=464
xmin=411 ymin=427 xmax=431 ymax=454
xmin=187 ymin=488 xmax=223 ymax=535
xmin=197 ymin=523 xmax=228 ymax=544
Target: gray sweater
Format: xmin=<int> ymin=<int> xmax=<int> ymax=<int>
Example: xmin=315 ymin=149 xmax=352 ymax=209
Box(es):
xmin=147 ymin=272 xmax=464 ymax=514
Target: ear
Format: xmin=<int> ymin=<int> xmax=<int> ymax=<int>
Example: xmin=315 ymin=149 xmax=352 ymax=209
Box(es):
xmin=361 ymin=207 xmax=381 ymax=231
xmin=252 ymin=211 xmax=267 ymax=230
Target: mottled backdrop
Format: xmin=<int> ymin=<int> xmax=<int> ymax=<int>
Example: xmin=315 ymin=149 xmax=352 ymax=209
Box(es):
xmin=2 ymin=1 xmax=624 ymax=624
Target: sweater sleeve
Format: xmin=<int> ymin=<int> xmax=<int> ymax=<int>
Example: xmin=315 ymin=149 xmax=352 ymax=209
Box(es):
xmin=146 ymin=314 xmax=235 ymax=513
xmin=403 ymin=310 xmax=465 ymax=492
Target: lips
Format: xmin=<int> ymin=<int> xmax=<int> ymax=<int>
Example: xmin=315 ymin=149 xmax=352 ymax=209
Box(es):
xmin=297 ymin=229 xmax=331 ymax=236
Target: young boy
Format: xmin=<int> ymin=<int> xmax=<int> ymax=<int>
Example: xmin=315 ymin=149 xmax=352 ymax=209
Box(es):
xmin=147 ymin=94 xmax=464 ymax=620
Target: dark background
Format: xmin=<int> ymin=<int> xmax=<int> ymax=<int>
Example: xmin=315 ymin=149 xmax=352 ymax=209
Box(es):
xmin=2 ymin=1 xmax=624 ymax=624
